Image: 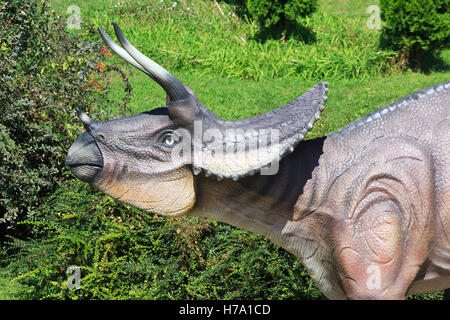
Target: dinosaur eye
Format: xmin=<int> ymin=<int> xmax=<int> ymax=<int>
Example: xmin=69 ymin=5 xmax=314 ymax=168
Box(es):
xmin=161 ymin=133 xmax=176 ymax=147
xmin=164 ymin=135 xmax=175 ymax=146
xmin=159 ymin=130 xmax=182 ymax=148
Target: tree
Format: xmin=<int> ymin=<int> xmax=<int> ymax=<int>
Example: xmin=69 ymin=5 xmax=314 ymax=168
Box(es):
xmin=245 ymin=0 xmax=318 ymax=40
xmin=380 ymin=0 xmax=450 ymax=71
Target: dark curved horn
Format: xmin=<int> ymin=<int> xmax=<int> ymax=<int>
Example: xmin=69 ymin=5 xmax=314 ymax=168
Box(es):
xmin=97 ymin=26 xmax=151 ymax=77
xmin=76 ymin=108 xmax=93 ymax=130
xmin=111 ymin=22 xmax=190 ymax=103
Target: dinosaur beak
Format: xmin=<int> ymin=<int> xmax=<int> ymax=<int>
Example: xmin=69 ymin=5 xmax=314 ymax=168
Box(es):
xmin=65 ymin=131 xmax=103 ymax=183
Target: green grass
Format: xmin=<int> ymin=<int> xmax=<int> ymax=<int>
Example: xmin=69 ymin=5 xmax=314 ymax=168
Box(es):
xmin=103 ymin=68 xmax=450 ymax=139
xmin=49 ymin=0 xmax=399 ymax=81
xmin=321 ymin=0 xmax=377 ymax=19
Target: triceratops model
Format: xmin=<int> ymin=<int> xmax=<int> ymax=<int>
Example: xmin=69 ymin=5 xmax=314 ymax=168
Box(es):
xmin=66 ymin=22 xmax=450 ymax=300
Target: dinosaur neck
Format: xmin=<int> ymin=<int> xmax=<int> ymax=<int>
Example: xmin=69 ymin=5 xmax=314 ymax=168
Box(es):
xmin=189 ymin=136 xmax=345 ymax=299
xmin=189 ymin=137 xmax=328 ymax=248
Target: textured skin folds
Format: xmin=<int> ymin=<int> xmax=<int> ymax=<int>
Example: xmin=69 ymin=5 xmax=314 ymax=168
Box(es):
xmin=330 ymin=138 xmax=436 ymax=299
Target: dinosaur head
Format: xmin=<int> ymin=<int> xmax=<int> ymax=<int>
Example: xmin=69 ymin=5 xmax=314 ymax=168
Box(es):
xmin=65 ymin=22 xmax=328 ymax=217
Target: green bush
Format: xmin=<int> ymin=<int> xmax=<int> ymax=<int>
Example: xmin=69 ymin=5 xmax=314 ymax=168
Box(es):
xmin=0 ymin=0 xmax=122 ymax=234
xmin=0 ymin=180 xmax=321 ymax=300
xmin=380 ymin=0 xmax=450 ymax=71
xmin=245 ymin=0 xmax=318 ymax=39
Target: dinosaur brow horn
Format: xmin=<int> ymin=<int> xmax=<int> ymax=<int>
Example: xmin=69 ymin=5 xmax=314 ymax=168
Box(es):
xmin=110 ymin=22 xmax=190 ymax=103
xmin=97 ymin=26 xmax=151 ymax=77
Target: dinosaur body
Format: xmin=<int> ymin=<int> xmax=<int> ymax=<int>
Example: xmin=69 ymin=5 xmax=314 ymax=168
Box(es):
xmin=65 ymin=23 xmax=450 ymax=299
xmin=192 ymin=82 xmax=450 ymax=299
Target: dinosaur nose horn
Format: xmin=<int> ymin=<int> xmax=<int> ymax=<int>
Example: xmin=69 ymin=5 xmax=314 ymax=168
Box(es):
xmin=76 ymin=108 xmax=93 ymax=130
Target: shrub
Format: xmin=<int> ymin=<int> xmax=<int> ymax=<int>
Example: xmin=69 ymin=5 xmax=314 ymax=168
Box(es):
xmin=245 ymin=0 xmax=318 ymax=39
xmin=0 ymin=179 xmax=321 ymax=300
xmin=0 ymin=0 xmax=122 ymax=235
xmin=379 ymin=0 xmax=450 ymax=71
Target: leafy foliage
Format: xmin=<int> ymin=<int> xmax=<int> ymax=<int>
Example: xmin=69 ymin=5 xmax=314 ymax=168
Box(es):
xmin=0 ymin=0 xmax=126 ymax=233
xmin=246 ymin=0 xmax=317 ymax=30
xmin=227 ymin=0 xmax=318 ymax=40
xmin=0 ymin=180 xmax=321 ymax=300
xmin=379 ymin=0 xmax=450 ymax=71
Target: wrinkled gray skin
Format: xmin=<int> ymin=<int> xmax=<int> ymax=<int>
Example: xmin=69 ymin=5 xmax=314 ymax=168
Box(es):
xmin=66 ymin=23 xmax=450 ymax=300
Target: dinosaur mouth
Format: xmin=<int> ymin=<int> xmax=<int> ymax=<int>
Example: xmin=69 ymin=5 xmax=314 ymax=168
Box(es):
xmin=65 ymin=131 xmax=103 ymax=183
